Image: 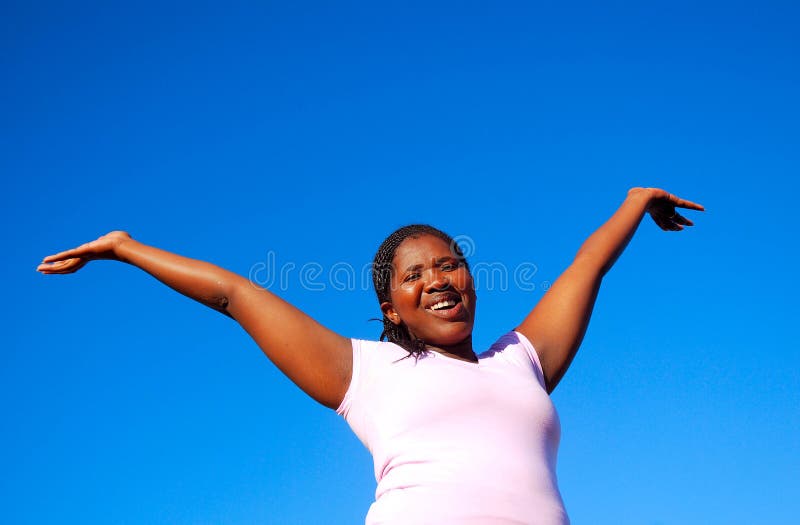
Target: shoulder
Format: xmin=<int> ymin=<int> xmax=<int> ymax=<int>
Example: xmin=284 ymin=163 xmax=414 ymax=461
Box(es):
xmin=351 ymin=338 xmax=411 ymax=365
xmin=482 ymin=331 xmax=547 ymax=386
xmin=336 ymin=338 xmax=411 ymax=416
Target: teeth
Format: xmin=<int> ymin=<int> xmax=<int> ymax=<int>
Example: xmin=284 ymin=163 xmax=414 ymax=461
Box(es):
xmin=430 ymin=299 xmax=456 ymax=311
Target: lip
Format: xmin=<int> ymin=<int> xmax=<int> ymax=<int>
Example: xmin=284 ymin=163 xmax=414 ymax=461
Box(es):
xmin=423 ymin=291 xmax=462 ymax=310
xmin=424 ymin=291 xmax=466 ymax=320
xmin=426 ymin=301 xmax=466 ymax=320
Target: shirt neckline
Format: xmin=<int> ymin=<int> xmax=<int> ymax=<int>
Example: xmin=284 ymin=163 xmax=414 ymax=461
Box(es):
xmin=427 ymin=350 xmax=481 ymax=366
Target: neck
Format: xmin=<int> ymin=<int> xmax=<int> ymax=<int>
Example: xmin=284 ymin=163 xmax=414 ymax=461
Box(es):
xmin=425 ymin=336 xmax=476 ymax=362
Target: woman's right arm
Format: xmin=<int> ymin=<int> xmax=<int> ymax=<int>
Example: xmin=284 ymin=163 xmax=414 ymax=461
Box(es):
xmin=38 ymin=231 xmax=352 ymax=410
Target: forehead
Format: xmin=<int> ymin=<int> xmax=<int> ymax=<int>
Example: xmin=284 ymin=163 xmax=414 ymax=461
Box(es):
xmin=393 ymin=234 xmax=455 ymax=267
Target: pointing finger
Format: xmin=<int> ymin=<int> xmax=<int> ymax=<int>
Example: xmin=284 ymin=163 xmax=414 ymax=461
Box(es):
xmin=672 ymin=196 xmax=705 ymax=211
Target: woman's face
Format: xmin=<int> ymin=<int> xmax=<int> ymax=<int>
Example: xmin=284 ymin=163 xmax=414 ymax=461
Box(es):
xmin=381 ymin=234 xmax=477 ymax=348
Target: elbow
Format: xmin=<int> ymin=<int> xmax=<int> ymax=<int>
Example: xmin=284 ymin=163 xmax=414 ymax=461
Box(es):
xmin=212 ymin=294 xmax=231 ymax=312
xmin=202 ymin=290 xmax=233 ymax=318
xmin=208 ymin=273 xmax=240 ymax=316
xmin=218 ymin=273 xmax=258 ymax=318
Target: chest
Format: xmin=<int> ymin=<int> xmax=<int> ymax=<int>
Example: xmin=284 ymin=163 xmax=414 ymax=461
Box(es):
xmin=360 ymin=353 xmax=557 ymax=445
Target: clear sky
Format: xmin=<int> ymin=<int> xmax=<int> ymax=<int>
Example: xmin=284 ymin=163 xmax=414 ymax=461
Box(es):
xmin=4 ymin=1 xmax=799 ymax=524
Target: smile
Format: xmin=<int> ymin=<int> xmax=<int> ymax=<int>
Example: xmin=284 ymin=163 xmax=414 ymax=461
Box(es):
xmin=430 ymin=299 xmax=458 ymax=311
xmin=424 ymin=292 xmax=465 ymax=319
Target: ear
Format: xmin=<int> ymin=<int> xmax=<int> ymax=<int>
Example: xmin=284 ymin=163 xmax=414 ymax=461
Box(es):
xmin=380 ymin=301 xmax=402 ymax=326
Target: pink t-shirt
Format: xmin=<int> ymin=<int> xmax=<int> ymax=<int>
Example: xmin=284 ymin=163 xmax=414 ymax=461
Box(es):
xmin=337 ymin=331 xmax=569 ymax=525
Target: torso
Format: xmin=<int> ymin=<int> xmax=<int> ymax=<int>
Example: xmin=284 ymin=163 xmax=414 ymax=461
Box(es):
xmin=337 ymin=331 xmax=569 ymax=525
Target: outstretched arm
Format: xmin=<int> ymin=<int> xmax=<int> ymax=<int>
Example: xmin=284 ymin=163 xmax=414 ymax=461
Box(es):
xmin=516 ymin=188 xmax=704 ymax=393
xmin=37 ymin=231 xmax=352 ymax=409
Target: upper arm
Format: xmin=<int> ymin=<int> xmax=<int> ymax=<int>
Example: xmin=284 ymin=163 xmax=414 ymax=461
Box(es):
xmin=226 ymin=278 xmax=353 ymax=409
xmin=515 ymin=256 xmax=603 ymax=393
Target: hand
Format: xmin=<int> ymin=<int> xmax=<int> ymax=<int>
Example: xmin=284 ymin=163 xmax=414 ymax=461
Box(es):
xmin=629 ymin=187 xmax=705 ymax=231
xmin=37 ymin=231 xmax=133 ymax=274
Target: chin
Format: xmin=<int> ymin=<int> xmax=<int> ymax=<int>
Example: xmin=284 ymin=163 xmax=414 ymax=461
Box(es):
xmin=428 ymin=325 xmax=473 ymax=346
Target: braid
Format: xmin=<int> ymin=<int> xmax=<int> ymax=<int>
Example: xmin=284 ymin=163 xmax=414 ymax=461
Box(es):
xmin=372 ymin=224 xmax=470 ymax=359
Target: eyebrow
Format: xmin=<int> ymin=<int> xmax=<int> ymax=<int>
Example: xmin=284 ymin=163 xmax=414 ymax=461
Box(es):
xmin=403 ymin=257 xmax=458 ymax=273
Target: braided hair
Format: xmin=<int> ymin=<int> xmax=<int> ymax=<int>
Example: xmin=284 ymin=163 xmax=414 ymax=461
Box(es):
xmin=372 ymin=224 xmax=471 ymax=359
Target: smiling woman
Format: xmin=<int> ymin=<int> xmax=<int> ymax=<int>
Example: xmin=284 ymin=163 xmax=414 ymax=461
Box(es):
xmin=372 ymin=224 xmax=478 ymax=362
xmin=37 ymin=187 xmax=703 ymax=524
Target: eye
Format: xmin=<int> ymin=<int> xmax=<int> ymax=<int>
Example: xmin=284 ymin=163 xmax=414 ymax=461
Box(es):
xmin=404 ymin=272 xmax=421 ymax=282
xmin=441 ymin=261 xmax=462 ymax=271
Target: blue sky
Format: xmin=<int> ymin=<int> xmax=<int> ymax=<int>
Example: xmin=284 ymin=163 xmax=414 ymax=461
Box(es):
xmin=3 ymin=1 xmax=799 ymax=523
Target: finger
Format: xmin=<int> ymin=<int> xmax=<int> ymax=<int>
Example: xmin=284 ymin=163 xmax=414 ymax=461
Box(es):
xmin=38 ymin=258 xmax=71 ymax=269
xmin=37 ymin=258 xmax=83 ymax=273
xmin=63 ymin=259 xmax=88 ymax=273
xmin=651 ymin=215 xmax=670 ymax=232
xmin=42 ymin=242 xmax=95 ymax=262
xmin=672 ymin=214 xmax=694 ymax=226
xmin=662 ymin=219 xmax=679 ymax=231
xmin=42 ymin=250 xmax=80 ymax=263
xmin=657 ymin=214 xmax=684 ymax=231
xmin=37 ymin=260 xmax=70 ymax=273
xmin=671 ymin=196 xmax=705 ymax=211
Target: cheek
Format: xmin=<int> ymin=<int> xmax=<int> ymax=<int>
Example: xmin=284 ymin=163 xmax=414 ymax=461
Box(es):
xmin=462 ymin=278 xmax=477 ymax=309
xmin=391 ymin=283 xmax=422 ymax=313
xmin=454 ymin=271 xmax=475 ymax=295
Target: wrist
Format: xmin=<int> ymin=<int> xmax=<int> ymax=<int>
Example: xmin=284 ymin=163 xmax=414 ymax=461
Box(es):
xmin=112 ymin=237 xmax=139 ymax=264
xmin=626 ymin=187 xmax=655 ymax=208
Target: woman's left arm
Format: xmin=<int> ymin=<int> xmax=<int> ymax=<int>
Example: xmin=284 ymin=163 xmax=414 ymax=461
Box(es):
xmin=516 ymin=187 xmax=704 ymax=393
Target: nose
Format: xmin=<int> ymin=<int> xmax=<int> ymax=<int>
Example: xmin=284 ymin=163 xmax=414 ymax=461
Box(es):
xmin=424 ymin=270 xmax=451 ymax=293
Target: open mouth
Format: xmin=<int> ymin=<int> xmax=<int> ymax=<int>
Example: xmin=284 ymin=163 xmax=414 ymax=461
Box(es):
xmin=424 ymin=292 xmax=465 ymax=318
xmin=429 ymin=298 xmax=460 ymax=311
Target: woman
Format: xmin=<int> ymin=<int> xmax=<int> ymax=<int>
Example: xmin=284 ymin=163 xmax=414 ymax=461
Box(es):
xmin=38 ymin=187 xmax=703 ymax=524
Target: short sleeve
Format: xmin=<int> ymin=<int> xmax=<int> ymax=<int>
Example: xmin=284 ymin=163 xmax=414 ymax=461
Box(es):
xmin=512 ymin=331 xmax=547 ymax=389
xmin=335 ymin=339 xmax=363 ymax=417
